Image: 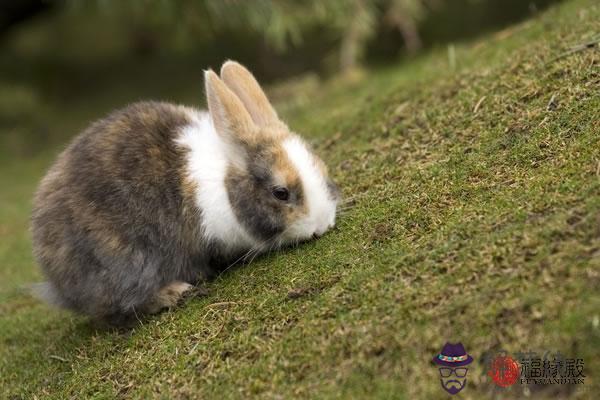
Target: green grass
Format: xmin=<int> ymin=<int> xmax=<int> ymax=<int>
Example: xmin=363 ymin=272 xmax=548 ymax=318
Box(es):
xmin=1 ymin=0 xmax=599 ymax=398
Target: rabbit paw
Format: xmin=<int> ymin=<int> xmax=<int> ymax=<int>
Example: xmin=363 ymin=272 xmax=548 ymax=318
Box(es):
xmin=148 ymin=281 xmax=202 ymax=313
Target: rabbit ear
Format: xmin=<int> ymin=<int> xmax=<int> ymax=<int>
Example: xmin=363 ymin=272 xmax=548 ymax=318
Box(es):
xmin=220 ymin=60 xmax=280 ymax=128
xmin=205 ymin=69 xmax=257 ymax=145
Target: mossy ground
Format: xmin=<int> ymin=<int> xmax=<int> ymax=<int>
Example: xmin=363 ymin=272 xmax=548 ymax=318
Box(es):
xmin=1 ymin=0 xmax=599 ymax=398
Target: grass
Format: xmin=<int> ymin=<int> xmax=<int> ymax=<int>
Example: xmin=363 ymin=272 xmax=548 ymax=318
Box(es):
xmin=1 ymin=0 xmax=599 ymax=398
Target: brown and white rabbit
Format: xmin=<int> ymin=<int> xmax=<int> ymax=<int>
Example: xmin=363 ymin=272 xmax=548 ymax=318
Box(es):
xmin=31 ymin=61 xmax=339 ymax=323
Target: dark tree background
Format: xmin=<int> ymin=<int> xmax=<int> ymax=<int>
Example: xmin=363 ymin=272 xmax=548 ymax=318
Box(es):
xmin=0 ymin=0 xmax=561 ymax=158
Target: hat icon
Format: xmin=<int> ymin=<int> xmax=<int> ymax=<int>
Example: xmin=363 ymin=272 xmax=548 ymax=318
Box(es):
xmin=433 ymin=342 xmax=474 ymax=367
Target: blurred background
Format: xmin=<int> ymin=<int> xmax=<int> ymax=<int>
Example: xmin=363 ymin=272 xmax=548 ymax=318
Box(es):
xmin=0 ymin=0 xmax=562 ymax=160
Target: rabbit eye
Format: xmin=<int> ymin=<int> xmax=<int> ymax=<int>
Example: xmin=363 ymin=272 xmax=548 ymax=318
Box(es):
xmin=272 ymin=187 xmax=289 ymax=201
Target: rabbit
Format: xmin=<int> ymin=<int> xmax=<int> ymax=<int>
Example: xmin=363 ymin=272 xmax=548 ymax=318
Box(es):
xmin=30 ymin=60 xmax=339 ymax=323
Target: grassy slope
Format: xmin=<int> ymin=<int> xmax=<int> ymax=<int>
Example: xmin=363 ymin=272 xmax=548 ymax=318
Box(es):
xmin=1 ymin=0 xmax=599 ymax=398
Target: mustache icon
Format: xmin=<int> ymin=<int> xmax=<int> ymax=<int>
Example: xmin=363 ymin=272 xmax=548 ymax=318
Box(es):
xmin=443 ymin=379 xmax=465 ymax=389
xmin=440 ymin=378 xmax=467 ymax=395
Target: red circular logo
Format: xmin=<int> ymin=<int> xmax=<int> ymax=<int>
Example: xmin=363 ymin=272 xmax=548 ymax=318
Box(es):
xmin=487 ymin=355 xmax=520 ymax=387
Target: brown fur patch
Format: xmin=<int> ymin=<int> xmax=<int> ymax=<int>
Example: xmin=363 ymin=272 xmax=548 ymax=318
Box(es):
xmin=266 ymin=141 xmax=308 ymax=224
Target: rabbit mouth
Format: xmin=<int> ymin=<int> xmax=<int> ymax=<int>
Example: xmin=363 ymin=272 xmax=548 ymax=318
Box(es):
xmin=277 ymin=220 xmax=335 ymax=248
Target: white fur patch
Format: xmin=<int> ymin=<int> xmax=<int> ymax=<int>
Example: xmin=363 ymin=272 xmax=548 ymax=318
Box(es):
xmin=282 ymin=135 xmax=337 ymax=241
xmin=175 ymin=109 xmax=259 ymax=254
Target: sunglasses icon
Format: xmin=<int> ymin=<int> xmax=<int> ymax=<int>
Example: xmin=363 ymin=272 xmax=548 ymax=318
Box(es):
xmin=439 ymin=367 xmax=468 ymax=378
